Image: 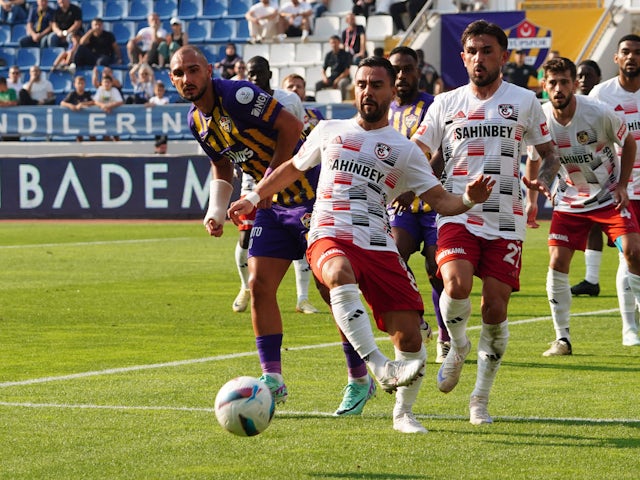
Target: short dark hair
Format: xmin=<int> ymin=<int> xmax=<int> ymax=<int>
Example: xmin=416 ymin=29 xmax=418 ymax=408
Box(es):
xmin=542 ymin=57 xmax=577 ymax=81
xmin=358 ymin=56 xmax=397 ymax=84
xmin=577 ymin=59 xmax=601 ymax=78
xmin=618 ymin=34 xmax=640 ymax=47
xmin=388 ymin=45 xmax=418 ymax=62
xmin=461 ymin=20 xmax=508 ymax=51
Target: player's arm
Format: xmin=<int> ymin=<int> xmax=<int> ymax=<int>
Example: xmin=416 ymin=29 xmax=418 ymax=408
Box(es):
xmin=418 ymin=175 xmax=495 ymax=216
xmin=614 ymin=133 xmax=637 ymax=209
xmin=524 ymin=147 xmax=541 ymax=228
xmin=203 ymin=158 xmax=235 ymax=237
xmin=522 ymin=140 xmax=560 ymax=199
xmin=269 ymin=107 xmax=304 ymax=170
xmin=227 ymin=159 xmax=303 ymax=224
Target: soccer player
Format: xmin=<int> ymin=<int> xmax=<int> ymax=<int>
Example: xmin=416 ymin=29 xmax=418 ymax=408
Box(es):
xmin=411 ymin=20 xmax=557 ymax=425
xmin=529 ymin=56 xmax=640 ymax=354
xmin=228 ymin=56 xmax=495 ymax=433
xmin=586 ymin=36 xmax=640 ymax=346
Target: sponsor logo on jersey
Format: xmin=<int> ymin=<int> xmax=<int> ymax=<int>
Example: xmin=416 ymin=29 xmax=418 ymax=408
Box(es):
xmin=548 ymin=233 xmax=569 ymax=242
xmin=251 ymin=92 xmax=270 ymax=117
xmin=235 ymin=86 xmax=255 ymax=104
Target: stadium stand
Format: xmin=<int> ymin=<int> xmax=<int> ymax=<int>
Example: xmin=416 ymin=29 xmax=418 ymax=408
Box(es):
xmin=81 ymin=0 xmax=104 ymax=21
xmin=9 ymin=23 xmax=26 ymax=47
xmin=186 ymin=19 xmax=212 ymax=43
xmin=102 ymin=0 xmax=127 ymax=21
xmin=203 ymin=0 xmax=228 ymax=19
xmin=154 ymin=0 xmax=179 ymax=20
xmin=128 ymin=0 xmax=154 ymax=21
xmin=177 ymin=0 xmax=203 ymax=20
xmin=227 ymin=0 xmax=252 ymax=19
xmin=40 ymin=47 xmax=65 ymax=71
xmin=17 ymin=48 xmax=40 ymax=70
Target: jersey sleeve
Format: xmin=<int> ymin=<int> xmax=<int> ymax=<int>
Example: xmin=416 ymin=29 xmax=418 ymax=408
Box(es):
xmin=292 ymin=120 xmax=324 ymax=171
xmin=523 ymin=96 xmax=552 ymax=146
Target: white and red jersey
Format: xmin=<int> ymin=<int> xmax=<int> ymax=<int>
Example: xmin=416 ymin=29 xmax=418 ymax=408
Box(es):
xmin=590 ymin=77 xmax=640 ymax=199
xmin=412 ymin=81 xmax=551 ymax=241
xmin=293 ymin=118 xmax=441 ymax=251
xmin=542 ymin=95 xmax=627 ymax=213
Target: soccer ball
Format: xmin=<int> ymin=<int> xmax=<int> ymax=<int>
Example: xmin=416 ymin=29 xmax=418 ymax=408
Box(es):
xmin=214 ymin=376 xmax=275 ymax=436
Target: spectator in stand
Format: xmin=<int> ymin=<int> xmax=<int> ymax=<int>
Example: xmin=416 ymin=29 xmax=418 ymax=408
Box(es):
xmin=60 ymin=75 xmax=95 ymax=141
xmin=126 ymin=63 xmax=155 ymax=104
xmin=92 ymin=65 xmax=122 ymax=91
xmin=214 ymin=43 xmax=242 ymax=79
xmin=45 ymin=0 xmax=83 ymax=49
xmin=18 ymin=65 xmax=55 ymax=105
xmin=7 ymin=66 xmax=22 ymax=93
xmin=74 ymin=17 xmax=121 ymax=68
xmin=0 ymin=0 xmax=27 ymax=24
xmin=341 ymin=12 xmax=367 ymax=65
xmin=51 ymin=30 xmax=81 ymax=72
xmin=93 ymin=74 xmax=123 ymax=140
xmin=502 ymin=49 xmax=537 ymax=89
xmin=0 ymin=76 xmax=18 ymax=106
xmin=246 ymin=0 xmax=278 ymax=44
xmin=278 ymin=0 xmax=312 ymax=42
xmin=352 ymin=0 xmax=375 ymax=18
xmin=127 ymin=12 xmax=167 ymax=68
xmin=19 ymin=0 xmax=55 ymax=48
xmin=145 ymin=80 xmax=170 ymax=154
xmin=230 ymin=60 xmax=247 ymax=80
xmin=315 ymin=35 xmax=351 ymax=101
xmin=389 ymin=0 xmax=427 ymax=35
xmin=311 ymin=0 xmax=328 ymax=18
xmin=416 ymin=48 xmax=443 ymax=95
xmin=159 ymin=17 xmax=188 ymax=64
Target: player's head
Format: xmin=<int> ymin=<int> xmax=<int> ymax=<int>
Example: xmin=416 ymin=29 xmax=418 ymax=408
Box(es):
xmin=246 ymin=56 xmax=272 ymax=93
xmin=615 ymin=34 xmax=640 ymax=79
xmin=282 ymin=73 xmax=306 ymax=101
xmin=576 ymin=59 xmax=601 ymax=95
xmin=388 ymin=46 xmax=419 ymax=104
xmin=460 ymin=20 xmax=509 ymax=88
xmin=169 ymin=45 xmax=213 ymax=104
xmin=354 ymin=56 xmax=396 ymax=124
xmin=541 ymin=57 xmax=577 ymax=111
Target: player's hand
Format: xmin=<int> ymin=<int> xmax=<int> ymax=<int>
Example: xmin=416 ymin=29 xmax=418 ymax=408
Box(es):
xmin=526 ymin=202 xmax=539 ymax=228
xmin=227 ymin=199 xmax=255 ymax=226
xmin=523 ymin=176 xmax=552 ymax=200
xmin=466 ymin=174 xmax=496 ymax=204
xmin=391 ymin=191 xmax=415 ymax=214
xmin=613 ymin=185 xmax=629 ymax=211
xmin=204 ymin=218 xmax=224 ymax=237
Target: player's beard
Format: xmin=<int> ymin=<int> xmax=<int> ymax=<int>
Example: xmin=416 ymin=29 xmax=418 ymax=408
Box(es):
xmin=551 ymin=93 xmax=572 ymax=110
xmin=180 ymin=83 xmax=207 ymax=102
xmin=359 ymin=98 xmax=390 ymax=123
xmin=470 ymin=66 xmax=500 ymax=88
xmin=622 ymin=67 xmax=640 ymax=79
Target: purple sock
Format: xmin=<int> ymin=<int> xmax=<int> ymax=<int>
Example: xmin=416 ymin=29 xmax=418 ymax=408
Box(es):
xmin=433 ymin=287 xmax=450 ymax=342
xmin=256 ymin=334 xmax=283 ymax=374
xmin=342 ymin=342 xmax=367 ymax=379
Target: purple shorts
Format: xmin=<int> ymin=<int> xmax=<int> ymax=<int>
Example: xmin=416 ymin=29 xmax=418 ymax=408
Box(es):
xmin=248 ymin=202 xmax=313 ymax=260
xmin=387 ymin=209 xmax=437 ymax=254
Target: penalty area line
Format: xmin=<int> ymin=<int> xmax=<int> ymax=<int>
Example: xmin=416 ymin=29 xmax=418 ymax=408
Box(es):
xmin=0 ymin=309 xmax=619 ymax=389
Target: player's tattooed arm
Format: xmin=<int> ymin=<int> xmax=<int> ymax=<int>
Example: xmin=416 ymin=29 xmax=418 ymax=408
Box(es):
xmin=534 ymin=141 xmax=560 ymax=191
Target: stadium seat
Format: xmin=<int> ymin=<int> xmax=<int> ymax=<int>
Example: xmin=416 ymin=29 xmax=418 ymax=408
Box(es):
xmin=16 ymin=47 xmax=40 ymax=69
xmin=178 ymin=0 xmax=203 ymax=20
xmin=186 ymin=20 xmax=211 ymax=44
xmin=48 ymin=70 xmax=73 ymax=94
xmin=211 ymin=19 xmax=235 ymax=43
xmin=102 ymin=0 xmax=127 ymax=21
xmin=121 ymin=73 xmax=134 ymax=94
xmin=311 ymin=16 xmax=340 ymax=41
xmin=154 ymin=0 xmax=179 ymax=20
xmin=0 ymin=24 xmax=11 ymax=46
xmin=366 ymin=15 xmax=393 ymax=42
xmin=199 ymin=43 xmax=224 ymax=64
xmin=293 ymin=42 xmax=322 ymax=67
xmin=111 ymin=21 xmax=136 ymax=45
xmin=154 ymin=68 xmax=175 ymax=92
xmin=329 ymin=0 xmax=353 ymax=14
xmin=315 ymin=88 xmax=342 ymax=103
xmin=40 ymin=47 xmax=64 ymax=71
xmin=202 ymin=0 xmax=228 ymax=19
xmin=242 ymin=43 xmax=269 ymax=62
xmin=9 ymin=23 xmax=27 ymax=47
xmin=226 ymin=0 xmax=251 ymax=19
xmin=81 ymin=0 xmax=104 ymax=22
xmin=279 ymin=66 xmax=306 ymax=83
xmin=269 ymin=42 xmax=295 ymax=68
xmin=305 ymin=65 xmax=323 ymax=93
xmin=79 ymin=68 xmax=95 ymax=90
xmin=233 ymin=19 xmax=250 ymax=43
xmin=128 ymin=0 xmax=153 ymax=21
xmin=0 ymin=47 xmax=16 ymax=68
xmin=340 ymin=14 xmax=366 ymax=30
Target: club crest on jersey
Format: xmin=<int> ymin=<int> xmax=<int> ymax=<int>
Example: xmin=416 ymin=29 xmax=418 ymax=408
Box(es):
xmin=219 ymin=116 xmax=231 ymax=133
xmin=404 ymin=114 xmax=418 ymax=129
xmin=300 ymin=212 xmax=312 ymax=229
xmin=576 ymin=130 xmax=589 ymax=145
xmin=374 ymin=142 xmax=391 ymax=160
xmin=498 ymin=104 xmax=515 ymax=120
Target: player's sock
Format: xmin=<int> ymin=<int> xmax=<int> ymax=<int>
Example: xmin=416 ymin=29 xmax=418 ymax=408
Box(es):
xmin=293 ymin=258 xmax=312 ymax=303
xmin=330 ymin=284 xmax=384 ymax=373
xmin=433 ymin=287 xmax=449 ymax=342
xmin=439 ymin=291 xmax=471 ymax=349
xmin=547 ymin=268 xmax=571 ymax=341
xmin=584 ymin=249 xmax=602 ymax=285
xmin=394 ymin=344 xmax=426 ymax=412
xmin=256 ymin=334 xmax=283 ymax=376
xmin=235 ymin=242 xmax=249 ymax=290
xmin=617 ymin=253 xmax=638 ymax=337
xmin=342 ymin=341 xmax=368 ymax=381
xmin=471 ymin=321 xmax=508 ymax=399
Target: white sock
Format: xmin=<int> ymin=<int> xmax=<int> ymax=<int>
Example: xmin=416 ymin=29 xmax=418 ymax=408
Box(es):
xmin=235 ymin=242 xmax=249 ymax=290
xmin=293 ymin=258 xmax=311 ymax=303
xmin=624 ymin=266 xmax=640 ymax=337
xmin=616 ymin=252 xmax=637 ymax=337
xmin=472 ymin=321 xmax=508 ymax=399
xmin=329 ymin=284 xmax=386 ymax=369
xmin=393 ymin=345 xmax=426 ymax=416
xmin=439 ymin=291 xmax=471 ymax=349
xmin=584 ymin=249 xmax=602 ymax=284
xmin=547 ymin=268 xmax=571 ymax=341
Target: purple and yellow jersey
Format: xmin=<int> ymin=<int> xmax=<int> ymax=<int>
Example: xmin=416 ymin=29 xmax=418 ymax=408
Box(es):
xmin=303 ymin=106 xmax=324 ymax=138
xmin=388 ymin=91 xmax=435 ymax=213
xmin=188 ymin=78 xmax=318 ymax=206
